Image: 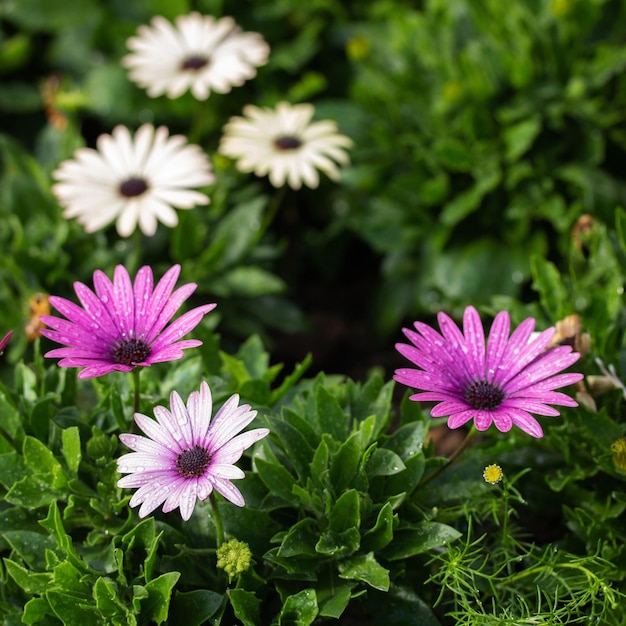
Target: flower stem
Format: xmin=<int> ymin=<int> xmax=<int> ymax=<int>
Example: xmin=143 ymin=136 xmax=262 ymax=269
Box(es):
xmin=210 ymin=492 xmax=225 ymax=550
xmin=132 ymin=368 xmax=142 ymax=416
xmin=419 ymin=426 xmax=478 ymax=487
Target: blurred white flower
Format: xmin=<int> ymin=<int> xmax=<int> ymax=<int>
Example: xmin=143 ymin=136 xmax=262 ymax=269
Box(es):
xmin=52 ymin=124 xmax=214 ymax=237
xmin=122 ymin=13 xmax=270 ymax=100
xmin=219 ymin=102 xmax=353 ymax=189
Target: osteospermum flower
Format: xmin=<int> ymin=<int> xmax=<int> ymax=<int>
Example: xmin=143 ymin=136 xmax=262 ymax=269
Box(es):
xmin=122 ymin=13 xmax=269 ymax=100
xmin=40 ymin=264 xmax=215 ymax=379
xmin=117 ymin=381 xmax=269 ymax=520
xmin=395 ymin=306 xmax=584 ymax=438
xmin=52 ymin=124 xmax=214 ymax=237
xmin=219 ymin=101 xmax=353 ymax=189
xmin=0 ymin=330 xmax=13 ymax=355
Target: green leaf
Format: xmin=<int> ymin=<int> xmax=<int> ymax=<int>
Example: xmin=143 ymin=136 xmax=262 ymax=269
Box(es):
xmin=212 ymin=266 xmax=286 ymax=297
xmin=268 ymin=416 xmax=315 ymax=481
xmin=279 ymin=588 xmax=318 ymax=626
xmin=142 ymin=572 xmax=181 ymax=625
xmin=45 ymin=590 xmax=102 ymax=624
xmin=503 ymin=115 xmax=542 ymax=162
xmin=170 ymin=590 xmax=224 ymax=626
xmin=255 ymin=458 xmax=298 ymax=504
xmin=385 ymin=422 xmax=427 ymax=461
xmin=4 ymin=559 xmax=51 ymax=594
xmin=23 ymin=436 xmax=63 ymax=475
xmin=329 ymin=431 xmax=362 ymax=492
xmin=2 ymin=530 xmax=58 ymax=570
xmin=0 ymin=451 xmax=30 ymax=490
xmin=329 ymin=489 xmax=360 ymax=533
xmin=94 ymin=577 xmax=133 ymax=622
xmin=433 ymin=137 xmax=474 ymax=171
xmin=0 ymin=388 xmax=22 ymax=440
xmin=383 ymin=522 xmax=462 ymax=561
xmin=6 ymin=474 xmax=59 ymax=508
xmin=366 ymin=448 xmax=406 ymax=477
xmin=277 ymin=518 xmax=319 ymax=558
xmin=309 ymin=438 xmax=330 ymax=491
xmin=61 ymin=426 xmax=81 ymax=473
xmin=338 ymin=552 xmax=389 ymax=591
xmin=229 ymin=589 xmax=261 ymax=626
xmin=2 ymin=0 xmax=102 ymax=30
xmin=22 ymin=598 xmax=56 ymax=624
xmin=209 ymin=196 xmax=267 ymax=268
xmin=317 ymin=579 xmax=354 ymax=619
xmin=362 ymin=502 xmax=395 ymax=552
xmin=362 ymin=585 xmax=441 ymax=626
xmin=530 ymin=256 xmax=567 ymax=321
xmin=315 ymin=386 xmax=349 ymax=440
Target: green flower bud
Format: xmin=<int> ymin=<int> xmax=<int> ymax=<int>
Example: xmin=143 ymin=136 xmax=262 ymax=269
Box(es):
xmin=217 ymin=539 xmax=252 ymax=582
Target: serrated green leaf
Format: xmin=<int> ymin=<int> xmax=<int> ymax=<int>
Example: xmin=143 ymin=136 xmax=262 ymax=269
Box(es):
xmin=366 ymin=448 xmax=406 ymax=477
xmin=0 ymin=387 xmax=23 ymax=440
xmin=530 ymin=256 xmax=567 ymax=320
xmin=142 ymin=572 xmax=181 ymax=625
xmin=229 ymin=589 xmax=261 ymax=626
xmin=383 ymin=522 xmax=461 ymax=561
xmin=329 ymin=489 xmax=360 ymax=533
xmin=94 ymin=577 xmax=133 ymax=623
xmin=279 ymin=588 xmax=318 ymax=626
xmin=170 ymin=590 xmax=224 ymax=626
xmin=6 ymin=474 xmax=59 ymax=508
xmin=277 ymin=518 xmax=319 ymax=558
xmin=503 ymin=115 xmax=541 ymax=161
xmin=268 ymin=416 xmax=315 ymax=481
xmin=362 ymin=502 xmax=395 ymax=552
xmin=22 ymin=597 xmax=56 ymax=625
xmin=61 ymin=426 xmax=81 ymax=473
xmin=0 ymin=451 xmax=30 ymax=490
xmin=4 ymin=558 xmax=51 ymax=594
xmin=315 ymin=386 xmax=349 ymax=440
xmin=329 ymin=431 xmax=362 ymax=492
xmin=255 ymin=458 xmax=298 ymax=504
xmin=46 ymin=589 xmax=103 ymax=624
xmin=338 ymin=552 xmax=389 ymax=591
xmin=2 ymin=530 xmax=58 ymax=570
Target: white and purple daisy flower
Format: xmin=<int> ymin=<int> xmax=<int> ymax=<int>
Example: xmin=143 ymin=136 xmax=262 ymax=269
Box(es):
xmin=394 ymin=306 xmax=584 ymax=438
xmin=40 ymin=264 xmax=215 ymax=379
xmin=117 ymin=381 xmax=269 ymax=520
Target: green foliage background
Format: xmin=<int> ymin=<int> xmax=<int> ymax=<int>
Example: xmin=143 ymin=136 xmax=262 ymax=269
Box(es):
xmin=1 ymin=0 xmax=626 ymax=624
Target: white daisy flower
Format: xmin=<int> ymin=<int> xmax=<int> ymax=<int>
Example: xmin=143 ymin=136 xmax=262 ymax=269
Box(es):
xmin=218 ymin=102 xmax=354 ymax=190
xmin=122 ymin=13 xmax=270 ymax=100
xmin=52 ymin=124 xmax=215 ymax=237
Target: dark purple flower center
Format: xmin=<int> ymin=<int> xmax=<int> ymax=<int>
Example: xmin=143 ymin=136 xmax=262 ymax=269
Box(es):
xmin=273 ymin=135 xmax=302 ymax=151
xmin=119 ymin=177 xmax=149 ymax=198
xmin=113 ymin=338 xmax=151 ymax=366
xmin=465 ymin=380 xmax=504 ymax=410
xmin=176 ymin=445 xmax=211 ymax=478
xmin=181 ymin=55 xmax=209 ymax=71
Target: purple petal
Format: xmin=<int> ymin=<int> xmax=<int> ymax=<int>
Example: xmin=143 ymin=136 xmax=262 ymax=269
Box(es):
xmin=485 ymin=311 xmax=510 ymax=383
xmin=462 ymin=306 xmax=485 ymax=380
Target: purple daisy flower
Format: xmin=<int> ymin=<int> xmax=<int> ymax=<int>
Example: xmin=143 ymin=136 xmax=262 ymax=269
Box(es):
xmin=40 ymin=264 xmax=215 ymax=379
xmin=0 ymin=330 xmax=13 ymax=355
xmin=394 ymin=306 xmax=584 ymax=438
xmin=117 ymin=381 xmax=269 ymax=520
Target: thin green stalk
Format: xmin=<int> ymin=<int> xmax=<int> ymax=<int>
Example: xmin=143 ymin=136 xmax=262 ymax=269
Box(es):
xmin=419 ymin=426 xmax=478 ymax=487
xmin=129 ymin=368 xmax=142 ymax=433
xmin=210 ymin=492 xmax=225 ymax=550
